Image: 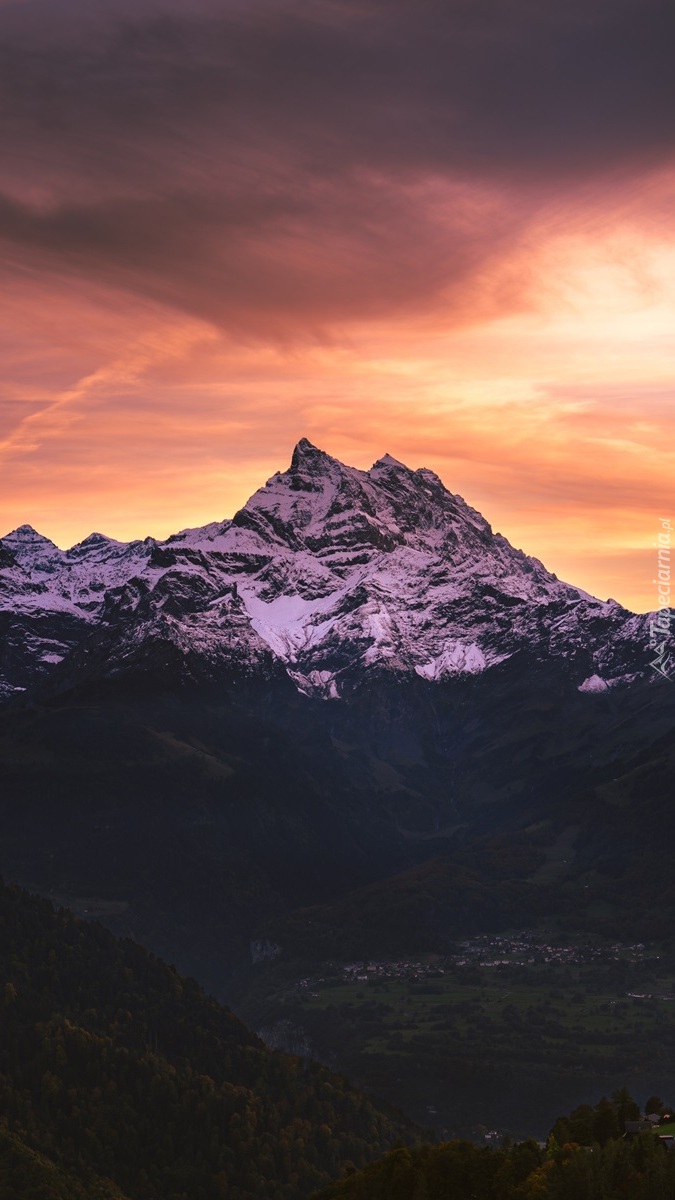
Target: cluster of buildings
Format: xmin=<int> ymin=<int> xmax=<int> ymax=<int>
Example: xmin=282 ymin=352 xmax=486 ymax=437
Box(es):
xmin=450 ymin=932 xmax=653 ymax=969
xmin=626 ymin=991 xmax=674 ymax=1001
xmin=292 ymin=932 xmax=663 ymax=997
xmin=340 ymin=960 xmax=441 ymax=983
xmin=299 ymin=933 xmax=658 ymax=987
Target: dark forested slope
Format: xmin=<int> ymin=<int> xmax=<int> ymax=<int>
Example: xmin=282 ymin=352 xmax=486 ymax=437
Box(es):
xmin=0 ymin=879 xmax=417 ymax=1200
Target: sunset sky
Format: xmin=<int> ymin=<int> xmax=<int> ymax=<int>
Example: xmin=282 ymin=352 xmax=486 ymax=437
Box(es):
xmin=0 ymin=0 xmax=673 ymax=612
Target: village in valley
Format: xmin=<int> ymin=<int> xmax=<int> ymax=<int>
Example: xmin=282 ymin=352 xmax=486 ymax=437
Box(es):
xmin=293 ymin=930 xmax=671 ymax=996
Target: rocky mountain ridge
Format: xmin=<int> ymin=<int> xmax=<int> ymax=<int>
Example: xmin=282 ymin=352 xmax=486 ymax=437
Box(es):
xmin=0 ymin=439 xmax=657 ymax=702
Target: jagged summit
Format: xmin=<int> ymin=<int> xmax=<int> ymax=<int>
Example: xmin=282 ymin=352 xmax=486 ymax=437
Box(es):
xmin=2 ymin=524 xmax=64 ymax=577
xmin=4 ymin=523 xmax=57 ymax=547
xmin=64 ymin=531 xmax=134 ymax=563
xmin=8 ymin=523 xmax=40 ymax=537
xmin=371 ymin=452 xmax=407 ymax=471
xmin=0 ymin=441 xmax=663 ymax=702
xmin=289 ymin=436 xmax=330 ymax=467
xmin=73 ymin=532 xmax=116 ymax=548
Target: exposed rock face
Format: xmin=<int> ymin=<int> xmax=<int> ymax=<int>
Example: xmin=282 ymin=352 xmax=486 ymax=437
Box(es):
xmin=250 ymin=939 xmax=282 ymax=964
xmin=0 ymin=440 xmax=665 ymax=702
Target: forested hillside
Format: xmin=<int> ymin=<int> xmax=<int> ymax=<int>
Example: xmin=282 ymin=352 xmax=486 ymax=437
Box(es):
xmin=0 ymin=1125 xmax=130 ymax=1200
xmin=313 ymin=1094 xmax=675 ymax=1200
xmin=0 ymin=880 xmax=417 ymax=1200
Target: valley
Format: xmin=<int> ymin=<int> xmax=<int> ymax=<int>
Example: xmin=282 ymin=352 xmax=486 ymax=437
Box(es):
xmin=231 ymin=933 xmax=675 ymax=1140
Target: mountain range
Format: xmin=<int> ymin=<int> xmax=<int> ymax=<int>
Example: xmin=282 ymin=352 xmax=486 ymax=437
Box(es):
xmin=0 ymin=438 xmax=658 ymax=704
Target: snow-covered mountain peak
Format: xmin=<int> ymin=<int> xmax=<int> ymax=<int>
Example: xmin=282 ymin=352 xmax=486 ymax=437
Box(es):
xmin=73 ymin=532 xmax=117 ymax=549
xmin=289 ymin=436 xmax=333 ymax=470
xmin=65 ymin=532 xmax=129 ymax=561
xmin=370 ymin=452 xmax=406 ymax=471
xmin=4 ymin=523 xmax=56 ymax=547
xmin=233 ymin=441 xmax=515 ymax=580
xmin=232 ymin=441 xmax=376 ymax=557
xmin=2 ymin=524 xmax=64 ymax=574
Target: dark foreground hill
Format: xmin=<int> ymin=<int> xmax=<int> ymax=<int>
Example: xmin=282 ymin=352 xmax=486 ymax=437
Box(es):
xmin=0 ymin=879 xmax=417 ymax=1200
xmin=312 ymin=1135 xmax=675 ymax=1200
xmin=313 ymin=1093 xmax=675 ymax=1200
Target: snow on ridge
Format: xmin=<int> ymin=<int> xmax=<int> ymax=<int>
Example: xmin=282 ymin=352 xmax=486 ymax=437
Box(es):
xmin=0 ymin=440 xmax=658 ymax=699
xmin=370 ymin=452 xmax=407 ymax=472
xmin=578 ymin=671 xmax=641 ymax=693
xmin=3 ymin=524 xmax=59 ymax=546
xmin=167 ymin=519 xmax=232 ymax=547
xmin=2 ymin=525 xmax=65 ymax=574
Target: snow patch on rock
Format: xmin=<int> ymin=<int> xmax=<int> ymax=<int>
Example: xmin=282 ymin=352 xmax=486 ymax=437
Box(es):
xmin=578 ymin=674 xmax=610 ymax=692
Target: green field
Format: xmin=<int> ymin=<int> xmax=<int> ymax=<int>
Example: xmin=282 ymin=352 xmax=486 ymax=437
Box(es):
xmin=232 ymin=938 xmax=675 ymax=1140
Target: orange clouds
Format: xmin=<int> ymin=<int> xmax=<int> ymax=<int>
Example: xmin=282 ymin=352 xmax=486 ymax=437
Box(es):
xmin=0 ymin=0 xmax=674 ymax=612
